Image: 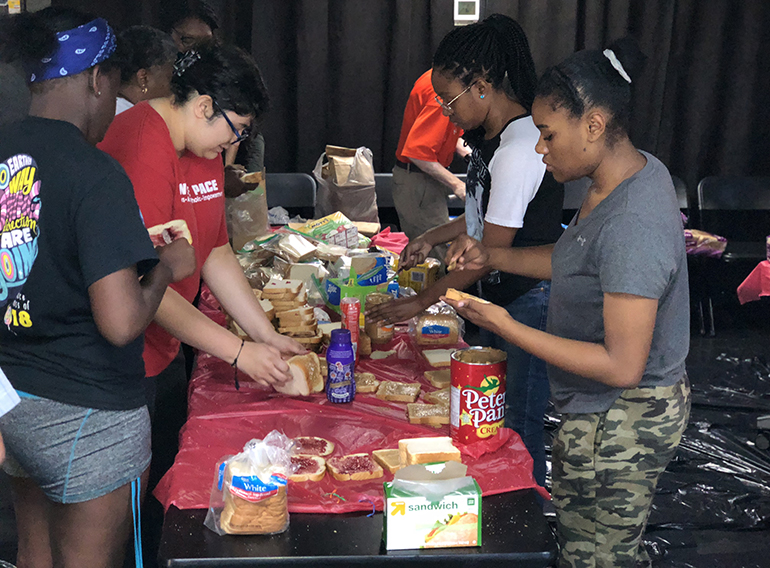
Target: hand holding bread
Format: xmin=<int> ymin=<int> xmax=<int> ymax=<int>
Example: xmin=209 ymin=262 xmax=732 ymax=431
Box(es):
xmin=155 ymin=237 xmax=197 ymax=282
xmin=445 ymin=234 xmax=489 ymax=272
xmin=399 ymin=235 xmax=433 ymax=271
xmin=235 ymin=342 xmax=293 ymax=388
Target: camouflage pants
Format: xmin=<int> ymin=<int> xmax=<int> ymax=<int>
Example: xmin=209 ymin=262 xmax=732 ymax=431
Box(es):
xmin=552 ymin=375 xmax=691 ymax=568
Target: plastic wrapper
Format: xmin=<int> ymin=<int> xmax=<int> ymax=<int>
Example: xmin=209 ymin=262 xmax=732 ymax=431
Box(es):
xmin=684 ymin=228 xmax=727 ymax=257
xmin=204 ymin=431 xmax=295 ymax=535
xmin=371 ymin=227 xmax=409 ymax=256
xmin=226 ymin=177 xmax=270 ymax=252
xmin=293 ymin=212 xmax=361 ymax=249
xmin=409 ymin=301 xmax=464 ymax=345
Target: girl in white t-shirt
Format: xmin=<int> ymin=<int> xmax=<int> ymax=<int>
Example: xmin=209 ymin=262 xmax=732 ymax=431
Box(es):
xmin=367 ymin=14 xmax=563 ymax=487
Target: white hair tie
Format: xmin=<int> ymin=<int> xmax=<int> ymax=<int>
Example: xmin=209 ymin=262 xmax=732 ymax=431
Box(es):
xmin=603 ymin=49 xmax=631 ymax=84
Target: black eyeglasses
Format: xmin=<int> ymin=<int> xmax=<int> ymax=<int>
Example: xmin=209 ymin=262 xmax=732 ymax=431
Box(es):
xmin=212 ymin=99 xmax=251 ymax=144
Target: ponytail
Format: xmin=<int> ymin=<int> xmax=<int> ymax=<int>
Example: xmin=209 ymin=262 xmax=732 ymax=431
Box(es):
xmin=535 ymin=36 xmax=647 ymax=143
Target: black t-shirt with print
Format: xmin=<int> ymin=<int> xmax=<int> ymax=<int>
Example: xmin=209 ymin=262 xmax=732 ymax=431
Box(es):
xmin=465 ymin=122 xmax=564 ymax=306
xmin=0 ymin=117 xmax=158 ymax=410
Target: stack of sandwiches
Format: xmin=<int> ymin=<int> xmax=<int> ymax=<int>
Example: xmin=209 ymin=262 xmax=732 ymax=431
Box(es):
xmin=262 ymin=280 xmax=323 ymax=351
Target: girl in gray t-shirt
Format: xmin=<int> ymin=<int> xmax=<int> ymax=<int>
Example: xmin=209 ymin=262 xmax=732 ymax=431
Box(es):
xmin=444 ymin=38 xmax=691 ymax=568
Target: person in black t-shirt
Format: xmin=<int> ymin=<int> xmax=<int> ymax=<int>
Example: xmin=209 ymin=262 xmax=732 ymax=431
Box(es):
xmin=367 ymin=15 xmax=563 ymax=488
xmin=0 ymin=8 xmax=195 ymax=568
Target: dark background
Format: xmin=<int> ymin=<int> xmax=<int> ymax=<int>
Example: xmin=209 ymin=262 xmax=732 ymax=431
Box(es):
xmin=52 ymin=0 xmax=770 ymax=204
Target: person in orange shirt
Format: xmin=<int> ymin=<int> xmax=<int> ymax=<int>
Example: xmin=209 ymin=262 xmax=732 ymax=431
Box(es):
xmin=393 ymin=69 xmax=469 ymax=262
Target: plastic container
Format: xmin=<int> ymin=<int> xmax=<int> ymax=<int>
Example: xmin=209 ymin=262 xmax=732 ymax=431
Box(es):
xmin=326 ymin=328 xmax=356 ymax=403
xmin=450 ymin=347 xmax=507 ymax=445
xmin=364 ymin=292 xmax=395 ymax=344
xmin=340 ymin=296 xmax=361 ymax=356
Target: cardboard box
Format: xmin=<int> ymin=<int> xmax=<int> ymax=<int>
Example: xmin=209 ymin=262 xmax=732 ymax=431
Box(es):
xmin=383 ymin=463 xmax=481 ymax=550
xmin=398 ymin=257 xmax=440 ymax=294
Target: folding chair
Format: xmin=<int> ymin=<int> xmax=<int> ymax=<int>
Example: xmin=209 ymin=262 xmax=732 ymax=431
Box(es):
xmin=695 ymin=176 xmax=770 ymax=334
xmin=265 ymin=173 xmax=316 ymax=220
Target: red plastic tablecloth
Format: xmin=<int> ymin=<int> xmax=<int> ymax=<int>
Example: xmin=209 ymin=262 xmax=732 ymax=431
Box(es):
xmin=737 ymin=260 xmax=770 ymax=305
xmin=153 ymin=288 xmax=548 ymax=514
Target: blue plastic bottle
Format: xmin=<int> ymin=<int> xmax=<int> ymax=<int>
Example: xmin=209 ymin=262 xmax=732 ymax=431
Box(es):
xmin=326 ymin=328 xmax=356 ymax=403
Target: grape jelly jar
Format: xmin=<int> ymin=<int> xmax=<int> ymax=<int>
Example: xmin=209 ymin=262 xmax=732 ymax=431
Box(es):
xmin=326 ymin=328 xmax=356 ymax=403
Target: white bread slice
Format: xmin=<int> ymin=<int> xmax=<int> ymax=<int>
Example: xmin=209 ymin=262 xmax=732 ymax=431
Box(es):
xmin=319 ymin=322 xmax=342 ymax=342
xmin=407 ymin=403 xmax=449 ymax=427
xmin=258 ymin=298 xmax=275 ymax=321
xmin=445 ymin=288 xmax=491 ymax=304
xmin=262 ymin=280 xmax=304 ymax=299
xmin=355 ymin=372 xmax=380 ymax=393
xmin=423 ymin=387 xmax=450 ymax=406
xmin=422 ymin=349 xmax=456 ymax=368
xmin=424 ymin=369 xmax=451 ymax=388
xmin=398 ymin=437 xmax=461 ymax=466
xmin=278 ymin=321 xmax=318 ymax=335
xmin=289 ymin=455 xmax=326 ymax=482
xmin=375 ymin=381 xmax=421 ymax=403
xmin=240 ymin=170 xmax=264 ymax=184
xmin=326 ymin=453 xmax=384 ymax=482
xmin=147 ymin=219 xmax=192 ymax=246
xmin=274 ymin=353 xmax=322 ymax=396
xmin=289 ymin=330 xmax=324 ymax=351
xmin=293 ymin=436 xmax=335 ymax=457
xmin=272 ymin=299 xmax=308 ymax=311
xmin=277 ymin=306 xmax=314 ymax=320
xmin=372 ymin=448 xmax=403 ymax=474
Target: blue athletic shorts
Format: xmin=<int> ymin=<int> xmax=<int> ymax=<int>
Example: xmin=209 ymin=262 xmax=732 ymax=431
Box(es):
xmin=0 ymin=394 xmax=151 ymax=504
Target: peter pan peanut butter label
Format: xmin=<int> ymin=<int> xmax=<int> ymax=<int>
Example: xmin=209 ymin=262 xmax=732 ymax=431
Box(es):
xmin=450 ymin=348 xmax=507 ymax=445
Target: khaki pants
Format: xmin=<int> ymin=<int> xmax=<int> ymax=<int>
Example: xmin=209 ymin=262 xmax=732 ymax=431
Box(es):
xmin=391 ymin=165 xmax=452 ymax=264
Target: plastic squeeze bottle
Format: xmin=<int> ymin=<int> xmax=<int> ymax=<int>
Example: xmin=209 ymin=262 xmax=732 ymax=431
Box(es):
xmin=326 ymin=328 xmax=356 ymax=403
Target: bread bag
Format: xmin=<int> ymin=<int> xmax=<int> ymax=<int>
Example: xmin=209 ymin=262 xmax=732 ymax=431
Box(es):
xmin=204 ymin=431 xmax=295 ymax=535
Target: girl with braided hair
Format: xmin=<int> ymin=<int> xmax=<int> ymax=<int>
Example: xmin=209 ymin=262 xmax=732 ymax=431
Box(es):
xmin=368 ymin=14 xmax=563 ymax=488
xmin=444 ymin=38 xmax=691 ymax=567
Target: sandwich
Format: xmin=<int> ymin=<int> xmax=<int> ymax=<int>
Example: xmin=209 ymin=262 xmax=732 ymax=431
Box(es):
xmin=398 ymin=436 xmax=461 ymax=466
xmin=422 ymin=349 xmax=456 ymax=368
xmin=289 ymin=455 xmax=326 ymax=482
xmin=274 ymin=353 xmax=323 ymax=396
xmin=406 ymin=403 xmax=449 ymax=427
xmin=147 ymin=219 xmax=192 ymax=247
xmin=326 ymin=453 xmax=384 ymax=481
xmin=355 ymin=372 xmax=380 ymax=393
xmin=424 ymin=512 xmax=479 ymax=547
xmin=372 ymin=448 xmax=403 ymax=473
xmin=376 ymin=381 xmax=421 ymax=403
xmin=423 ymin=369 xmax=451 ymax=388
xmin=292 ymin=436 xmax=335 ymax=457
xmin=423 ymin=387 xmax=450 ymax=407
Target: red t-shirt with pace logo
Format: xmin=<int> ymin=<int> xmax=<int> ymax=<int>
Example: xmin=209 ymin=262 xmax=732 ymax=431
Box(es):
xmin=99 ymin=102 xmax=229 ymax=376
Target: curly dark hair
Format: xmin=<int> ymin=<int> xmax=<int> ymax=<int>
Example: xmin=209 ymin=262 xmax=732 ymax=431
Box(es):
xmin=171 ymin=41 xmax=269 ymax=121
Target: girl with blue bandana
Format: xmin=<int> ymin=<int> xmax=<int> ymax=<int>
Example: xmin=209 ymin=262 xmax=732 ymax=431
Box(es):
xmin=0 ymin=7 xmax=196 ymax=568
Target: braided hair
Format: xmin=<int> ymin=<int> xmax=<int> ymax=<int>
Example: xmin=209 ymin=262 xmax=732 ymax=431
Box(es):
xmin=432 ymin=13 xmax=537 ymax=112
xmin=536 ymin=37 xmax=647 ymax=144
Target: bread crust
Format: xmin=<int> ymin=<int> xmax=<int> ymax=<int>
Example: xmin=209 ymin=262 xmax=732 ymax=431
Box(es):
xmin=445 ymin=288 xmax=491 ymax=304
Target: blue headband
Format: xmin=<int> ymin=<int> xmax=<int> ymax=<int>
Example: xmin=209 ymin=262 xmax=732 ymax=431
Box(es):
xmin=29 ymin=18 xmax=116 ymax=83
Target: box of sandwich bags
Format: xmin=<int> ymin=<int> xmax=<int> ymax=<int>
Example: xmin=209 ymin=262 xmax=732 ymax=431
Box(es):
xmin=383 ymin=461 xmax=481 ymax=550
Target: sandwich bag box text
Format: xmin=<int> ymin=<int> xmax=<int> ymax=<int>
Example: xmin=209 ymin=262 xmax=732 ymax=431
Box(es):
xmin=383 ymin=462 xmax=481 ymax=550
